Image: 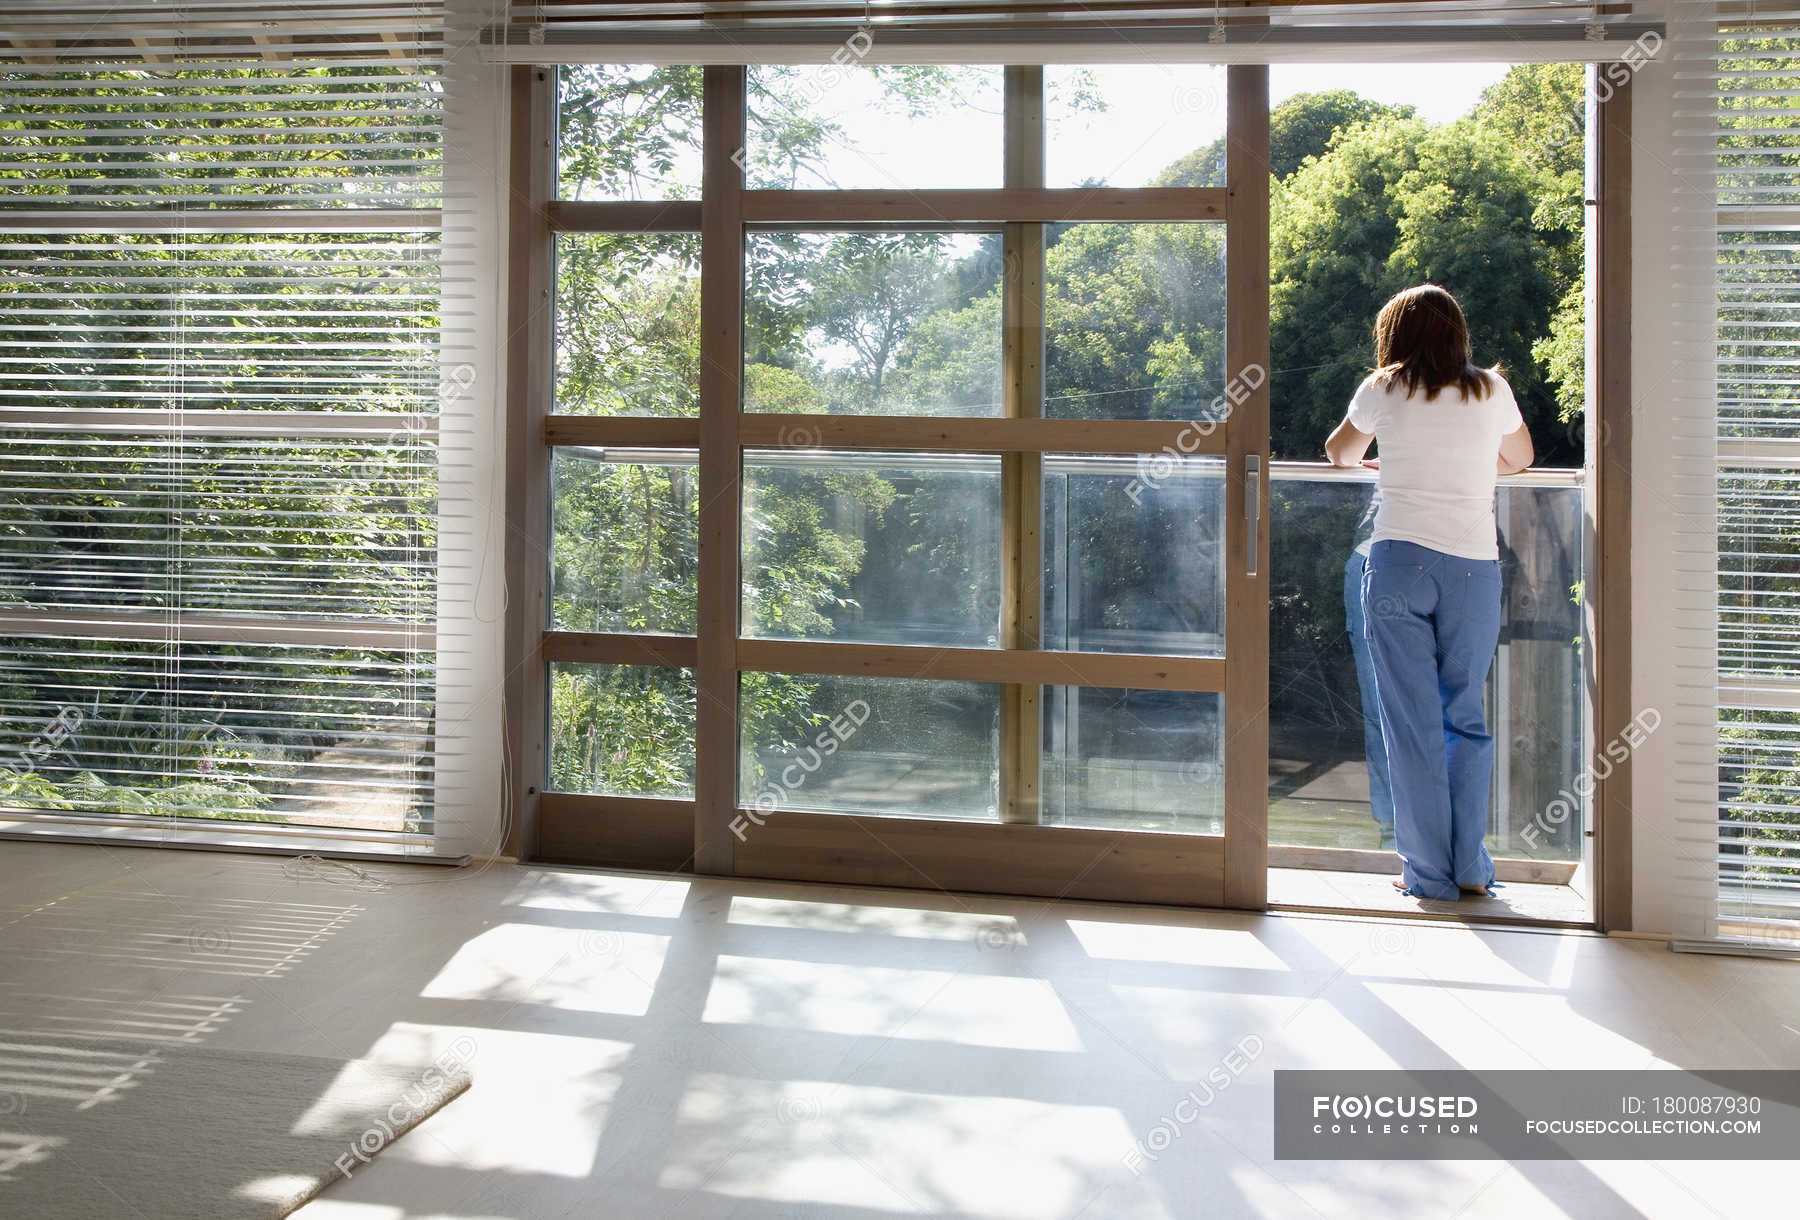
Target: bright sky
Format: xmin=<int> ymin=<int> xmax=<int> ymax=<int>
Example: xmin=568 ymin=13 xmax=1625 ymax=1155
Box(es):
xmin=746 ymin=61 xmax=1513 ymax=192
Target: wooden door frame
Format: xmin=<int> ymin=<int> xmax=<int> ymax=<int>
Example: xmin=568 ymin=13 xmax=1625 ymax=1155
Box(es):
xmin=1223 ymin=64 xmax=1272 ymax=909
xmin=505 ymin=63 xmax=1270 ymax=907
xmin=502 ymin=60 xmax=1629 ymax=925
xmin=1591 ymin=73 xmax=1633 ymax=933
xmin=1255 ymin=71 xmax=1635 ymax=931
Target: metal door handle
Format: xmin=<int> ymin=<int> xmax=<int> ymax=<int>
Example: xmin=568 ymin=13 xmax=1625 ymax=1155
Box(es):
xmin=1245 ymin=455 xmax=1261 ymax=578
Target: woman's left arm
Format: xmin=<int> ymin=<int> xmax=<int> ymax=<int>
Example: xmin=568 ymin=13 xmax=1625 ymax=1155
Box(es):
xmin=1325 ymin=417 xmax=1374 ymax=468
xmin=1497 ymin=422 xmax=1534 ymax=475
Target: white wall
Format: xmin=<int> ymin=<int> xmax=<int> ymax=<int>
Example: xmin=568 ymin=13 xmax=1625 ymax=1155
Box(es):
xmin=431 ymin=0 xmax=513 ymax=861
xmin=1628 ymin=0 xmax=1718 ymax=937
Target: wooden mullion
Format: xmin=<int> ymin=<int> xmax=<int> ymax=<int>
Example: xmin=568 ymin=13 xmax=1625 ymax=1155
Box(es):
xmin=738 ymin=413 xmax=1228 ymax=455
xmin=504 ymin=65 xmax=556 ymax=861
xmin=547 ymin=199 xmax=704 ymax=232
xmin=1001 ymin=65 xmax=1045 ymax=827
xmin=695 ymin=65 xmax=747 ymax=876
xmin=543 ymin=631 xmax=699 ymax=669
xmin=742 ymin=186 xmax=1226 ymax=225
xmin=737 ymin=639 xmax=1225 ymax=693
xmin=544 ymin=415 xmax=702 ymax=447
xmin=1222 ymin=63 xmax=1271 ymax=911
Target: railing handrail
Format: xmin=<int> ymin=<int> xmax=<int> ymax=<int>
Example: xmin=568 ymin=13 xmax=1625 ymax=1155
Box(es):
xmin=584 ymin=446 xmax=1587 ymax=489
xmin=1272 ymin=459 xmax=1583 ymax=489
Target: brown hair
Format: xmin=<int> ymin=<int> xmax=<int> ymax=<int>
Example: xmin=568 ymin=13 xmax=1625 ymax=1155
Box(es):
xmin=1372 ymin=283 xmax=1497 ymax=401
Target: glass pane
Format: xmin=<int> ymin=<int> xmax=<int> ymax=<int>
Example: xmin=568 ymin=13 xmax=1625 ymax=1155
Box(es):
xmin=739 ymin=673 xmax=999 ymax=821
xmin=549 ymin=663 xmax=696 ymax=797
xmin=556 ymin=65 xmax=703 ymax=201
xmin=1045 ymin=222 xmax=1227 ymax=420
xmin=1266 ymin=471 xmax=1586 ymax=861
xmin=551 ymin=449 xmax=697 ymax=634
xmin=1046 ymin=65 xmax=1227 ymax=188
xmin=744 ymin=230 xmax=1004 ymax=417
xmin=1042 ymin=687 xmax=1223 ymax=834
xmin=1043 ymin=455 xmax=1225 ymax=657
xmin=742 ymin=450 xmax=1001 ymax=648
xmin=745 ymin=65 xmax=1003 ymax=190
xmin=555 ymin=233 xmax=701 ymax=417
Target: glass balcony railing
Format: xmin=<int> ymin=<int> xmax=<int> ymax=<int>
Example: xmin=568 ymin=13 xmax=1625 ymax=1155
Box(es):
xmin=1265 ymin=463 xmax=1585 ymax=862
xmin=1042 ymin=459 xmax=1586 ymax=862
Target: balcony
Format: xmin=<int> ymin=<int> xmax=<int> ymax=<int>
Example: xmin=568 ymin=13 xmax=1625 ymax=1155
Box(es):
xmin=1040 ymin=458 xmax=1586 ymax=873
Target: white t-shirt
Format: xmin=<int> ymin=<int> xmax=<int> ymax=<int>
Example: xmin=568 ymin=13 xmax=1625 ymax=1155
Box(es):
xmin=1344 ymin=369 xmax=1524 ymax=562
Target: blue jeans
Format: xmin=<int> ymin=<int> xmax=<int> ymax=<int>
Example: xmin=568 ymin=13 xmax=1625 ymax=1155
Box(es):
xmin=1344 ymin=550 xmax=1396 ymax=847
xmin=1360 ymin=539 xmax=1500 ymax=900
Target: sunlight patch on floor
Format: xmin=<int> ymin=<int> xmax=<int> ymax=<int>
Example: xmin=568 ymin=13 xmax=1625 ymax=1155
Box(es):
xmin=420 ymin=924 xmax=670 ymax=1017
xmin=703 ymin=957 xmax=1083 ymax=1052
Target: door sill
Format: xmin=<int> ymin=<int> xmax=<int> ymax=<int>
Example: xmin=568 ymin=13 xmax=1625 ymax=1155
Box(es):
xmin=1267 ymin=866 xmax=1593 ymax=929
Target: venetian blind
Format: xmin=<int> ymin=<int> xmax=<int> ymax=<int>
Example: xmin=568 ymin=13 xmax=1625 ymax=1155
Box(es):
xmin=0 ymin=3 xmax=449 ymax=846
xmin=1672 ymin=0 xmax=1800 ymax=945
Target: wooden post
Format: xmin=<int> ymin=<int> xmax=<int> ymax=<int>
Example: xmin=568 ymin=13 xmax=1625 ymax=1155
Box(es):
xmin=695 ymin=66 xmax=747 ymax=874
xmin=502 ymin=65 xmax=554 ymax=859
xmin=1223 ymin=63 xmax=1271 ymax=910
xmin=1592 ymin=72 xmax=1633 ymax=932
xmin=1002 ymin=65 xmax=1045 ymax=825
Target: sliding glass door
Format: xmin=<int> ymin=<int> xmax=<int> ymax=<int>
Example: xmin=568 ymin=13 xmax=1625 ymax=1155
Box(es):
xmin=511 ymin=62 xmax=1272 ymax=907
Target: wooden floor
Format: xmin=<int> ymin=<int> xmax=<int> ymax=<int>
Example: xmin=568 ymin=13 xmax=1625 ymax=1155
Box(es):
xmin=1269 ymin=866 xmax=1593 ymax=926
xmin=7 ymin=841 xmax=1794 ymax=1219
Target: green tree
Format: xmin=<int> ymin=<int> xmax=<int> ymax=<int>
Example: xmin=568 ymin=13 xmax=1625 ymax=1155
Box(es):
xmin=1268 ymin=117 xmax=1563 ymax=461
xmin=1155 ymin=89 xmax=1416 ymax=186
xmin=1469 ymin=64 xmax=1588 ymax=429
xmin=1044 ymin=222 xmax=1228 ymax=419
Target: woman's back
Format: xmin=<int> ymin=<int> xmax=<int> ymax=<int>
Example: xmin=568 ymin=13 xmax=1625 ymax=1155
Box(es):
xmin=1346 ymin=370 xmax=1523 ymax=563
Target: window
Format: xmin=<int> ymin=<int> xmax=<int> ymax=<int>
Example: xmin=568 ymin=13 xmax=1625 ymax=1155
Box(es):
xmin=1043 ymin=687 xmax=1224 ymax=833
xmin=557 ymin=64 xmax=703 ymax=201
xmin=739 ymin=675 xmax=1001 ymax=821
xmin=741 ymin=451 xmax=1002 ymax=648
xmin=1042 ymin=455 xmax=1226 ymax=657
xmin=1045 ymin=65 xmax=1228 ymax=188
xmin=551 ymin=663 xmax=696 ymax=797
xmin=1664 ymin=4 xmax=1800 ymax=941
xmin=0 ymin=33 xmax=444 ymax=837
xmin=744 ymin=65 xmax=1004 ymax=190
xmin=556 ymin=233 xmax=702 ymax=417
xmin=1045 ymin=223 xmax=1229 ymax=421
xmin=744 ymin=230 xmax=1005 ymax=418
xmin=532 ymin=61 xmax=1249 ymax=893
xmin=551 ymin=449 xmax=697 ymax=634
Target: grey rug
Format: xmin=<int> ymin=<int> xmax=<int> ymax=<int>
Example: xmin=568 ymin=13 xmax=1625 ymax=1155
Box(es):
xmin=0 ymin=1031 xmax=471 ymax=1217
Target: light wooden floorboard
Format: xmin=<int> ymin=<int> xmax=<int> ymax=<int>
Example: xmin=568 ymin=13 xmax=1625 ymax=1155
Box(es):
xmin=0 ymin=840 xmax=1791 ymax=1220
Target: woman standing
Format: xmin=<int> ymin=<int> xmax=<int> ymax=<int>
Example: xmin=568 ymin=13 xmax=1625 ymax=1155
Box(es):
xmin=1324 ymin=284 xmax=1535 ymax=901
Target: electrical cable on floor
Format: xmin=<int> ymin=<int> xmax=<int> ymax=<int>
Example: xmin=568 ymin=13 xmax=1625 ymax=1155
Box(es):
xmin=282 ymin=854 xmax=390 ymax=892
